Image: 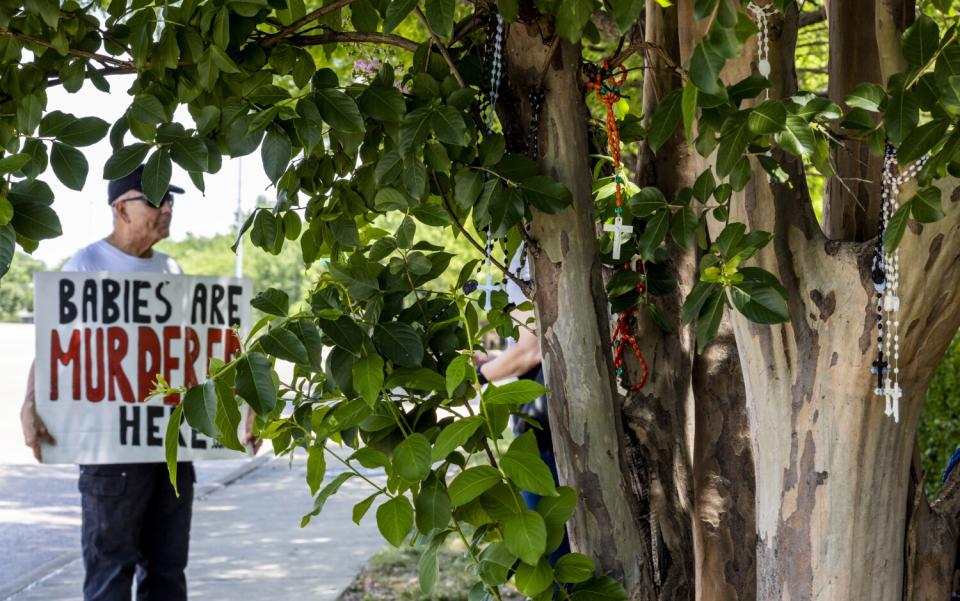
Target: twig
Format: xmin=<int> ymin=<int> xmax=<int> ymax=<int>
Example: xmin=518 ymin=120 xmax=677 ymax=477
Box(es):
xmin=262 ymin=0 xmax=360 ymax=47
xmin=414 ymin=7 xmax=466 ymax=88
xmin=294 ymin=31 xmax=419 ymax=52
xmin=1 ymin=29 xmax=132 ymax=68
xmin=432 ymin=171 xmax=535 ymax=299
xmin=609 ymin=40 xmax=681 ymax=75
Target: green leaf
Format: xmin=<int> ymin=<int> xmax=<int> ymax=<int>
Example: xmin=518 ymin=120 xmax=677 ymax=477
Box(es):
xmin=182 ymin=381 xmax=219 ymax=438
xmin=400 ymin=107 xmax=433 ymax=153
xmin=555 ymin=553 xmax=596 ymax=584
xmin=690 ymin=41 xmax=726 ymax=95
xmin=383 ymin=0 xmax=418 ymax=32
xmin=165 ymin=404 xmax=184 ymax=496
xmin=647 ymin=89 xmax=682 ymax=153
xmin=353 ymin=493 xmax=379 ymax=524
xmin=670 ymin=207 xmax=697 ymax=249
xmin=555 ymin=0 xmax=593 ymax=43
xmin=171 ymin=137 xmax=209 ymax=172
xmin=302 ymin=472 xmax=354 ymax=526
xmin=730 ymin=281 xmax=789 ymax=324
xmin=142 ymin=149 xmax=173 ymax=205
xmin=776 ymin=115 xmax=816 ymax=157
xmin=425 ymin=0 xmax=455 ymax=38
xmin=374 ymin=322 xmax=424 ymax=368
xmin=637 ymin=209 xmax=669 ymax=259
xmin=236 ymin=352 xmax=277 ymax=415
xmin=444 ymin=354 xmax=471 ymax=397
xmin=55 ymin=117 xmax=110 ymax=147
xmin=0 ymin=224 xmax=14 ymax=278
xmin=628 ymin=187 xmax=667 ymax=217
xmin=432 ymin=105 xmax=467 ymax=146
xmin=448 ymin=465 xmax=502 ymax=506
xmin=377 ymin=496 xmax=414 ymax=546
xmin=130 ymin=94 xmax=168 ymax=125
xmin=415 ymin=477 xmax=451 ymax=533
xmin=352 ymin=353 xmax=384 ymax=407
xmin=692 ymin=169 xmax=716 ymax=203
xmin=884 ymin=90 xmax=918 ymax=146
xmin=393 ymin=433 xmax=433 ymax=482
xmin=682 ymin=82 xmax=698 ymax=145
xmin=454 ymin=169 xmax=484 ymax=210
xmin=897 ymin=119 xmax=948 ymax=164
xmin=11 ymin=201 xmax=62 ymax=241
xmin=306 ymin=445 xmax=326 ymax=495
xmin=571 ymin=576 xmax=628 ymax=600
xmin=696 ymin=289 xmax=724 ymax=353
xmin=844 ymin=83 xmax=886 ymax=112
xmin=251 ymin=288 xmax=289 ymax=316
xmin=501 ymin=433 xmax=558 ymax=497
xmin=260 ymin=327 xmax=310 ymax=364
xmin=747 ymin=100 xmax=787 ymax=135
xmin=482 ymin=379 xmax=549 ymax=405
xmin=715 ymin=112 xmax=751 ymax=177
xmin=910 ymin=186 xmax=944 ymax=223
xmin=357 ymin=84 xmax=405 ymax=122
xmin=318 ymin=316 xmax=366 ymax=353
xmin=261 ymin=125 xmax=292 ymax=184
xmin=432 ymin=416 xmax=485 ymax=462
xmin=515 ymin=558 xmax=553 ymax=596
xmin=901 ymin=14 xmax=939 ymax=67
xmin=503 ymin=509 xmax=547 ymax=566
xmin=50 ymin=142 xmax=88 ymax=191
xmin=0 ymin=153 xmax=30 ymax=174
xmin=521 ymin=176 xmax=572 ymax=214
xmin=315 ymin=88 xmax=365 ymax=133
xmin=104 ymin=144 xmax=151 ymax=180
xmin=0 ymin=196 xmax=11 ymax=226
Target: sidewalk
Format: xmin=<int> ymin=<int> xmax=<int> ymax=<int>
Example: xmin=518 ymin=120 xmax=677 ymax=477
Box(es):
xmin=5 ymin=452 xmax=386 ymax=600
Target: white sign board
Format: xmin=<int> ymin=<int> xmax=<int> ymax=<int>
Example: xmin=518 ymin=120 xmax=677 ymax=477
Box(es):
xmin=33 ymin=272 xmax=254 ymax=464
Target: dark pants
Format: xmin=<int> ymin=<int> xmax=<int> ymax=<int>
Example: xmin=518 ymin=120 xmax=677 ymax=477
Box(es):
xmin=79 ymin=462 xmax=195 ymax=601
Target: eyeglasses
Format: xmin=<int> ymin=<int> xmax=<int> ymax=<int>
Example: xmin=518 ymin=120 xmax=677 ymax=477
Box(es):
xmin=113 ymin=195 xmax=175 ymax=208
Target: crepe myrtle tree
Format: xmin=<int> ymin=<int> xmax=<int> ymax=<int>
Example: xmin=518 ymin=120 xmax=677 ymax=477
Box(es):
xmin=3 ymin=0 xmax=960 ymax=598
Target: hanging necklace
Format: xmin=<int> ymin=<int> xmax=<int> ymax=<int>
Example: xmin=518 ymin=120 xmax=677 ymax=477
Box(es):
xmin=476 ymin=11 xmax=505 ymax=311
xmin=611 ymin=257 xmax=649 ymax=392
xmin=872 ymin=143 xmax=928 ymax=423
xmin=587 ymin=60 xmax=631 ymax=261
xmin=587 ymin=60 xmax=648 ymax=391
xmin=747 ymin=2 xmax=775 ymax=88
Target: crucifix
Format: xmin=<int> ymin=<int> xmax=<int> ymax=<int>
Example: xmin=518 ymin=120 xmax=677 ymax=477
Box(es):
xmin=478 ymin=273 xmax=498 ymax=311
xmin=604 ymin=215 xmax=633 ymax=261
xmin=883 ymin=292 xmax=900 ymax=312
xmin=871 ymin=357 xmax=887 ymax=395
xmin=885 ymin=381 xmax=902 ymax=423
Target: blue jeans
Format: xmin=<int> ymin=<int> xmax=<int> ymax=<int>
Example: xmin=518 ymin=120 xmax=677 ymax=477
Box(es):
xmin=519 ymin=448 xmax=571 ymax=564
xmin=79 ymin=462 xmax=194 ymax=601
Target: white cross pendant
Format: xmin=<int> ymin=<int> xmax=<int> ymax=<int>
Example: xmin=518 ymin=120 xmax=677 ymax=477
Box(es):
xmin=478 ymin=274 xmax=498 ymax=312
xmin=885 ymin=382 xmax=902 ymax=423
xmin=603 ymin=216 xmax=633 ymax=261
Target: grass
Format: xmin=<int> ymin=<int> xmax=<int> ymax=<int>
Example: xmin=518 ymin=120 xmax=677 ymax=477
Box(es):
xmin=338 ymin=537 xmax=524 ymax=601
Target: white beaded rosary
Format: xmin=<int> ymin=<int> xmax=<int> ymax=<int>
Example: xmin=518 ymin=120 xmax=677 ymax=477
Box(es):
xmin=747 ymin=2 xmax=776 ymax=95
xmin=871 ymin=144 xmax=929 ymax=423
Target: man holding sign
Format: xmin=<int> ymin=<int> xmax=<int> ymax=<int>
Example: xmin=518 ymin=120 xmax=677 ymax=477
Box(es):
xmin=20 ymin=166 xmax=252 ymax=601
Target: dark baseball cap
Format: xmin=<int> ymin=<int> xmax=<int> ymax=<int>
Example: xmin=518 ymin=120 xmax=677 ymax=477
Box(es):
xmin=108 ymin=165 xmax=185 ymax=205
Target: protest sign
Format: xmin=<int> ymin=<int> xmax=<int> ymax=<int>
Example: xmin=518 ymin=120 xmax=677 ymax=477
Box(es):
xmin=33 ymin=272 xmax=254 ymax=464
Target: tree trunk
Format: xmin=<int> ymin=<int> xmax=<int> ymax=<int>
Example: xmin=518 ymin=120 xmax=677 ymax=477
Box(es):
xmin=503 ymin=22 xmax=656 ymax=597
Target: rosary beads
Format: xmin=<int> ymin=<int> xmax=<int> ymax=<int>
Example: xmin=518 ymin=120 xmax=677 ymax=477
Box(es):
xmin=611 ymin=258 xmax=649 ymax=392
xmin=871 ymin=143 xmax=928 ymax=423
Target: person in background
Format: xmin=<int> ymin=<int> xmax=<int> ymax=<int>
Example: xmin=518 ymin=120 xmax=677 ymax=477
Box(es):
xmin=472 ymin=247 xmax=570 ymax=562
xmin=20 ymin=165 xmax=255 ymax=601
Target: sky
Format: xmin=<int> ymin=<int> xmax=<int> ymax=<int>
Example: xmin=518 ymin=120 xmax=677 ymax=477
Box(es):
xmin=33 ymin=75 xmax=273 ymax=266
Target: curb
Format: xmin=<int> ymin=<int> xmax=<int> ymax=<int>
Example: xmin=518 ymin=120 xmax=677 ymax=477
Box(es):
xmin=0 ymin=453 xmax=274 ymax=601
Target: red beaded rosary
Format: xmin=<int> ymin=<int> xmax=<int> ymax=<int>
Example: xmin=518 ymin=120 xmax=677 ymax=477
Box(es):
xmin=586 ymin=61 xmax=649 ymax=391
xmin=611 ymin=257 xmax=649 ymax=391
xmin=587 ymin=60 xmax=634 ymax=261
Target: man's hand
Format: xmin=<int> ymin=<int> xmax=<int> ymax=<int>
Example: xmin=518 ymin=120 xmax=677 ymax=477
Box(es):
xmin=21 ymin=395 xmax=55 ymax=463
xmin=241 ymin=410 xmax=262 ymax=455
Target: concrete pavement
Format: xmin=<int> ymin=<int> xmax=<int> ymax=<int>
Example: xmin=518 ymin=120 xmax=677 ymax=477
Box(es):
xmin=3 ymin=452 xmax=386 ymax=600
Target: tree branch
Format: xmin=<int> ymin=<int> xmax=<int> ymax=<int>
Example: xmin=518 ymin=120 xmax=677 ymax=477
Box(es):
xmin=262 ymin=0 xmax=360 ymax=48
xmin=799 ymin=6 xmax=826 ymax=28
xmin=433 ymin=171 xmax=535 ymax=299
xmin=0 ymin=29 xmax=132 ymax=68
xmin=414 ymin=8 xmax=466 ymax=88
xmin=293 ymin=31 xmax=419 ymax=52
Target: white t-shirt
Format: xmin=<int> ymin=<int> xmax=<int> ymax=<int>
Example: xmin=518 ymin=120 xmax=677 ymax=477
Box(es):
xmin=62 ymin=239 xmax=181 ymax=274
